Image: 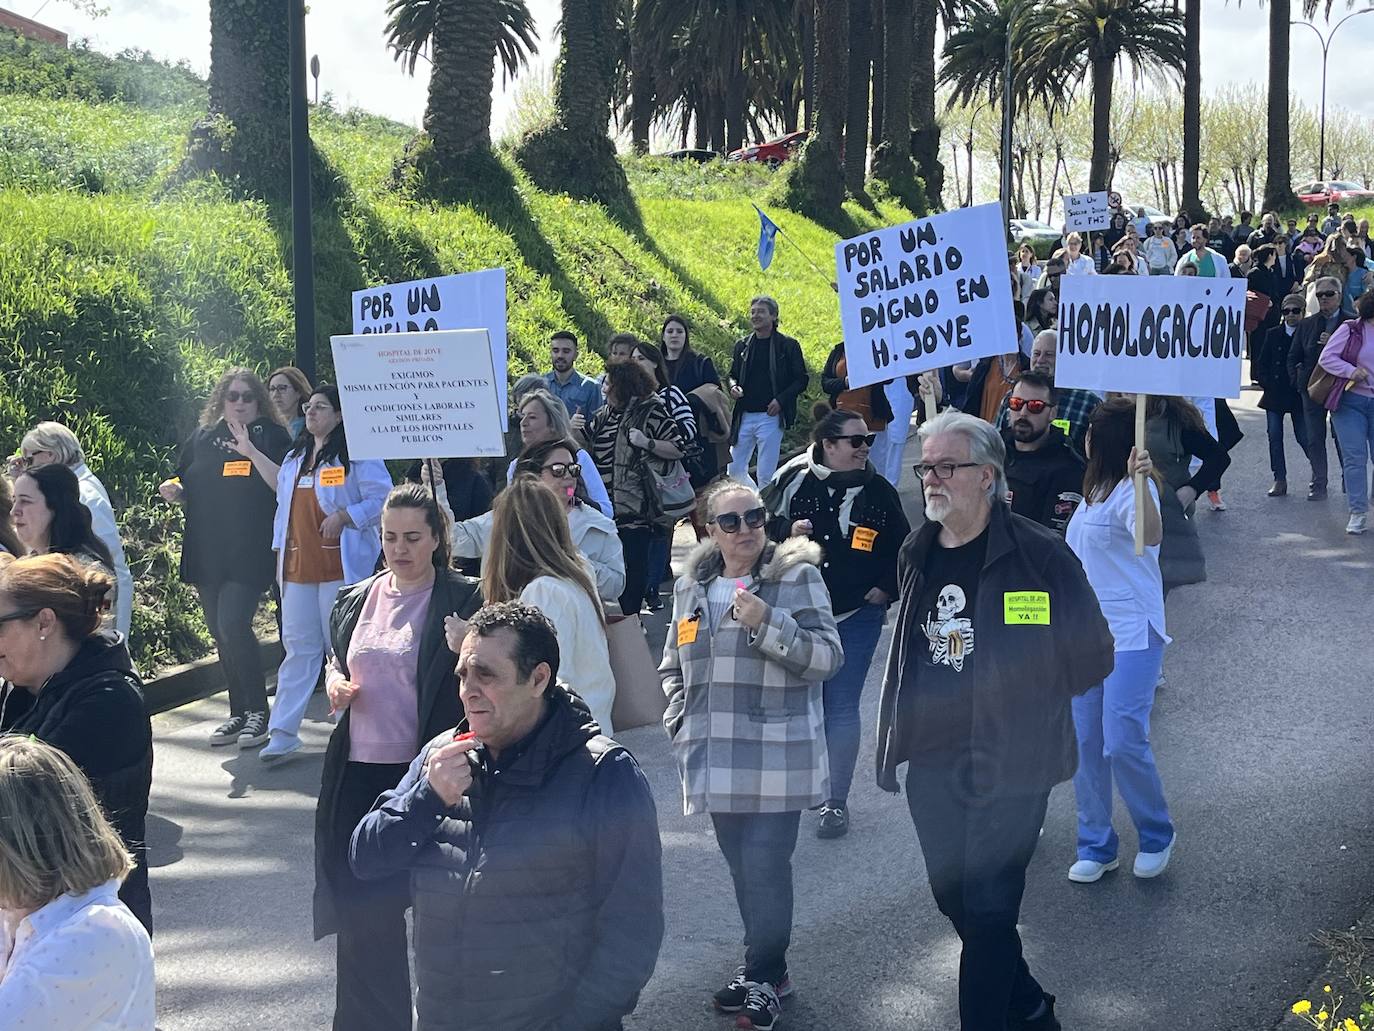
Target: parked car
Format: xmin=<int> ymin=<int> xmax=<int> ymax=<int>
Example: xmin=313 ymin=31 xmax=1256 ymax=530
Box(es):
xmin=726 ymin=130 xmax=809 ymax=167
xmin=1010 ymin=218 xmax=1063 ymax=259
xmin=660 ymin=149 xmax=721 ymax=163
xmin=1297 ymin=180 xmax=1374 ymax=206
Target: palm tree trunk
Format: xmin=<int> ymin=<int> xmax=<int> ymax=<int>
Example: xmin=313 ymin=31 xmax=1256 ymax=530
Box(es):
xmin=870 ymin=0 xmax=885 ymax=148
xmin=204 ymin=0 xmax=291 ymax=193
xmin=802 ymin=5 xmax=816 ymax=131
xmin=1181 ymin=0 xmax=1203 ymax=218
xmin=909 ymin=0 xmax=943 ymax=205
xmin=845 ymin=0 xmax=872 ymax=193
xmin=425 ymin=0 xmax=498 ymax=163
xmin=629 ymin=4 xmax=653 ymax=154
xmin=790 ymin=0 xmax=848 ymax=214
xmin=1089 ymin=55 xmax=1114 ymax=191
xmin=872 ymin=0 xmax=917 ymax=202
xmin=555 ymin=0 xmax=616 ymax=138
xmin=1262 ymin=0 xmax=1298 ymax=210
xmin=725 ymin=58 xmax=747 ymax=153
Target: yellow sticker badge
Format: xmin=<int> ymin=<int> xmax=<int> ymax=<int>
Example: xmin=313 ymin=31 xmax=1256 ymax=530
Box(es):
xmin=851 ymin=526 xmax=878 ymax=552
xmin=222 ymin=460 xmax=251 ymax=477
xmin=319 ymin=467 xmax=346 ymax=487
xmin=1004 ymin=591 xmax=1050 ymax=625
xmin=1052 ymin=418 xmax=1071 ymax=437
xmin=676 ymin=617 xmax=699 ymax=647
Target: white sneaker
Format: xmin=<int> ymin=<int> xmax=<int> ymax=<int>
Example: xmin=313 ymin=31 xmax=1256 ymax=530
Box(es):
xmin=259 ymin=735 xmax=302 ymax=764
xmin=1347 ymin=512 xmax=1368 ymax=535
xmin=1134 ymin=835 xmax=1175 ymax=878
xmin=1068 ymin=858 xmax=1119 ymax=883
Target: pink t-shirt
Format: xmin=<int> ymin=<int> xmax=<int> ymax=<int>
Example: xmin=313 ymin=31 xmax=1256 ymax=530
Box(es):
xmin=346 ymin=573 xmax=433 ymax=764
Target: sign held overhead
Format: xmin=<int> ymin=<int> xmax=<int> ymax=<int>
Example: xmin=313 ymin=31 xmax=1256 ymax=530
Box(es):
xmin=1062 ymin=191 xmax=1111 ymax=232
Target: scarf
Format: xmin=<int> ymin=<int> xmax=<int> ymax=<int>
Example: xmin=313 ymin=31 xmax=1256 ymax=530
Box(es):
xmin=764 ymin=451 xmax=874 ymax=535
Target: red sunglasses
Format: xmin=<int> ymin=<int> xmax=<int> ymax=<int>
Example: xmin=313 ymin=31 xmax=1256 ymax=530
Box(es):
xmin=1007 ymin=397 xmax=1051 ymax=414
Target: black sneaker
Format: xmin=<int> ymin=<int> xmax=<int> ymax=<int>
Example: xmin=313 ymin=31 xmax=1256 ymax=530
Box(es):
xmin=735 ymin=982 xmax=783 ymax=1030
xmin=816 ymin=801 xmax=849 ymax=839
xmin=237 ymin=710 xmax=269 ymax=748
xmin=209 ymin=714 xmax=246 ymax=746
xmin=1010 ymin=993 xmax=1061 ymax=1031
xmin=714 ymin=970 xmax=792 ymax=1013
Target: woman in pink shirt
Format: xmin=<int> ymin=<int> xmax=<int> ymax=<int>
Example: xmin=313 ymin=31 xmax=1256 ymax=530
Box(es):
xmin=1318 ymin=289 xmax=1374 ymax=535
xmin=312 ymin=482 xmax=482 ymax=1030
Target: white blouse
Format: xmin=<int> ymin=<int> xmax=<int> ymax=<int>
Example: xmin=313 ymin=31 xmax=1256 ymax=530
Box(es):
xmin=0 ymin=880 xmax=155 ymax=1030
xmin=520 ymin=573 xmax=617 ymax=732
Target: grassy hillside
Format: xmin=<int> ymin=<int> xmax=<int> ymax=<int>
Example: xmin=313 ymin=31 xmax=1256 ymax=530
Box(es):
xmin=0 ymin=34 xmax=920 ymax=671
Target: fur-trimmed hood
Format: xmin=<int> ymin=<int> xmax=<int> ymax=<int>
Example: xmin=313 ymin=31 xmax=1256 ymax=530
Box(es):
xmin=684 ymin=534 xmax=823 ymax=584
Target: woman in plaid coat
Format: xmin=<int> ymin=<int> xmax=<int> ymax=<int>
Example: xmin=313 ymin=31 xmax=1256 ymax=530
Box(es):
xmin=661 ymin=479 xmax=842 ymax=1031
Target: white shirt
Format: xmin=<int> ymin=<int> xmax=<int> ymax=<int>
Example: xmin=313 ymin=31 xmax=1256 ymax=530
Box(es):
xmin=520 ymin=573 xmax=616 ymax=732
xmin=73 ymin=464 xmax=133 ymax=643
xmin=0 ymin=881 xmax=154 ymax=1031
xmin=1063 ymin=255 xmax=1097 ymax=276
xmin=1065 ymin=477 xmax=1170 ymax=654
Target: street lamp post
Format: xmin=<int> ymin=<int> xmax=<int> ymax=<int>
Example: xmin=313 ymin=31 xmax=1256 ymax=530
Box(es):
xmin=1291 ymin=8 xmax=1374 ymax=183
xmin=288 ymin=0 xmax=316 ymax=382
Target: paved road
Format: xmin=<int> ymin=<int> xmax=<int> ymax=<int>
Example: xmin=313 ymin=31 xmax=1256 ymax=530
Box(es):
xmin=149 ymin=388 xmax=1374 ymax=1030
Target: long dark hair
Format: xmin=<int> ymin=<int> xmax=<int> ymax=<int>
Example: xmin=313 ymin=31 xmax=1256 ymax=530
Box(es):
xmin=1145 ymin=394 xmax=1206 ymax=435
xmin=17 ymin=465 xmax=114 ymax=569
xmin=660 ymin=314 xmax=692 ymax=354
xmin=515 ymin=437 xmax=592 ymax=507
xmin=382 ymin=483 xmax=451 ymax=570
xmin=290 ymin=384 xmax=350 ymax=472
xmin=809 ymin=403 xmax=864 ymax=463
xmin=631 ymin=339 xmax=672 ymax=390
xmin=0 ymin=478 xmax=23 ymax=557
xmin=1082 ymin=397 xmax=1135 ymax=503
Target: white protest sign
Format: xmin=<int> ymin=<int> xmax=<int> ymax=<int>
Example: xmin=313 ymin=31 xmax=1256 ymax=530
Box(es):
xmin=1055 ymin=275 xmax=1245 ymax=399
xmin=352 ymin=267 xmax=508 ymax=414
xmin=1062 ymin=191 xmax=1111 ymax=232
xmin=329 ymin=330 xmax=507 ymax=461
xmin=836 ymin=202 xmax=1017 ymax=388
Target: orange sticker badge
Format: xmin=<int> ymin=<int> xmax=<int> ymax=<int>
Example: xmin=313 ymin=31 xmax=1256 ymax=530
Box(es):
xmin=851 ymin=526 xmax=877 ymax=552
xmin=319 ymin=467 xmax=346 ymax=487
xmin=676 ymin=617 xmax=699 ymax=647
xmin=222 ymin=460 xmax=251 ymax=477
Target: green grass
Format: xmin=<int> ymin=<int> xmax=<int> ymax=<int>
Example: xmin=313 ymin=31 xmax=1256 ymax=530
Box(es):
xmin=0 ymin=40 xmax=926 ymax=671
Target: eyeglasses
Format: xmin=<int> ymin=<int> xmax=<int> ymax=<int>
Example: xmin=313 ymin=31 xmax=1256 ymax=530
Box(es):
xmin=267 ymin=383 xmax=294 ymax=394
xmin=541 ymin=462 xmax=581 ymax=478
xmin=1007 ymin=397 xmax=1051 ymax=414
xmin=224 ymin=390 xmax=254 ymax=403
xmin=1282 ymin=307 xmax=1304 ymax=315
xmin=0 ymin=609 xmax=38 ymax=628
xmin=1316 ymin=290 xmax=1338 ymax=299
xmin=826 ymin=433 xmax=876 ymax=448
xmin=303 ymin=403 xmax=335 ymax=414
xmin=914 ymin=462 xmax=981 ymax=481
xmin=712 ymin=506 xmax=767 ymax=534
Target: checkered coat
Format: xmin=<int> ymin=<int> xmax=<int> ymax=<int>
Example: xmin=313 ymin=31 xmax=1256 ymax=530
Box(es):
xmin=660 ymin=537 xmax=842 ymax=815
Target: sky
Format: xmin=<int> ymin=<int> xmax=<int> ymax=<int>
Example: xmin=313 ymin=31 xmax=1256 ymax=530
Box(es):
xmin=24 ymin=0 xmax=1374 ymax=138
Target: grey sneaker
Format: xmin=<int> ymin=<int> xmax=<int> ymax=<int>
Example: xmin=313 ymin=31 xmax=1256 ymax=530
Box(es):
xmin=237 ymin=711 xmax=269 ymax=748
xmin=209 ymin=714 xmax=246 ymax=746
xmin=1347 ymin=512 xmax=1368 ymax=535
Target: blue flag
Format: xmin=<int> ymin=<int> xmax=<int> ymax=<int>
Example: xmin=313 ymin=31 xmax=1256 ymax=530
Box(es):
xmin=754 ymin=204 xmax=780 ymax=270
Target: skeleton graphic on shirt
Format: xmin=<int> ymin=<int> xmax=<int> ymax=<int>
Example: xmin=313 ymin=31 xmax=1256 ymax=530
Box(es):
xmin=924 ymin=584 xmax=974 ymax=673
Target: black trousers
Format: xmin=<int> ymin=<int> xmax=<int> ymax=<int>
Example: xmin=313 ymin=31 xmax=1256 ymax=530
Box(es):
xmin=328 ymin=760 xmax=413 ymax=1031
xmin=906 ymin=762 xmax=1051 ymax=1030
xmin=196 ymin=581 xmax=268 ymax=716
xmin=616 ymin=525 xmax=654 ymax=617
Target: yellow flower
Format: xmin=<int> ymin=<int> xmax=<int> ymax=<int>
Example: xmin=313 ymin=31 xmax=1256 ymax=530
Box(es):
xmin=1342 ymin=1018 xmax=1360 ymax=1031
xmin=1319 ymin=1010 xmax=1330 ymax=1023
xmin=1326 ymin=986 xmax=1334 ymax=993
xmin=1293 ymin=1001 xmax=1312 ymax=1015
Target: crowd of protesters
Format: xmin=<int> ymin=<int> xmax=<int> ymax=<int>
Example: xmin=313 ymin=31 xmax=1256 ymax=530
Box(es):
xmin=0 ymin=185 xmax=1372 ymax=1030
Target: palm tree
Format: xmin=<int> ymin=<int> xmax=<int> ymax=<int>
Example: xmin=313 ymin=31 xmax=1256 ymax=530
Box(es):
xmin=910 ymin=0 xmax=945 ymax=205
xmin=845 ymin=0 xmax=872 ymax=193
xmin=1180 ymin=0 xmax=1203 ymax=217
xmin=789 ymin=0 xmax=847 ymax=214
xmin=1025 ymin=0 xmax=1186 ymax=192
xmin=386 ymin=0 xmax=538 ymax=164
xmin=872 ymin=0 xmax=917 ymax=200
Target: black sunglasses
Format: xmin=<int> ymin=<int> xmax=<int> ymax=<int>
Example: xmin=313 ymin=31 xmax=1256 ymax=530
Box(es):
xmin=712 ymin=506 xmax=767 ymax=534
xmin=1316 ymin=290 xmax=1338 ymax=299
xmin=541 ymin=462 xmax=581 ymax=479
xmin=826 ymin=433 xmax=877 ymax=448
xmin=224 ymin=390 xmax=254 ymax=403
xmin=1281 ymin=307 xmax=1304 ymax=315
xmin=0 ymin=609 xmax=38 ymax=628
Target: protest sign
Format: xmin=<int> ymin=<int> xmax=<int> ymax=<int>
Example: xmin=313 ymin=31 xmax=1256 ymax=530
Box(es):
xmin=1062 ymin=191 xmax=1111 ymax=233
xmin=1054 ymin=275 xmax=1245 ymax=399
xmin=835 ymin=202 xmax=1017 ymax=389
xmin=329 ymin=330 xmax=506 ymax=461
xmin=352 ymin=267 xmax=508 ymax=413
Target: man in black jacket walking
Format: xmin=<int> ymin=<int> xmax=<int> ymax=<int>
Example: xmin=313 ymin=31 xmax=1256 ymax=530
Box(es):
xmin=1286 ymin=276 xmax=1349 ymax=498
xmin=1001 ymin=372 xmax=1085 ymax=536
xmin=876 ymin=412 xmax=1113 ymax=1031
xmin=727 ymin=296 xmax=808 ymax=486
xmin=351 ymin=602 xmax=664 ymax=1031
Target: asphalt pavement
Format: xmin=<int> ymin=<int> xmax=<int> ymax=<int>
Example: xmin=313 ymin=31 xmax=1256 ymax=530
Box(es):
xmin=148 ymin=384 xmax=1374 ymax=1030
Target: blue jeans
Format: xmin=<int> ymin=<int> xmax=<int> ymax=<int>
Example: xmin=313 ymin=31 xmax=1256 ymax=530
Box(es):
xmin=710 ymin=811 xmax=800 ymax=986
xmin=822 ymin=603 xmax=887 ymax=803
xmin=1071 ymin=630 xmax=1174 ymax=862
xmin=1331 ymin=392 xmax=1374 ymax=513
xmin=1266 ymin=408 xmax=1309 ymax=481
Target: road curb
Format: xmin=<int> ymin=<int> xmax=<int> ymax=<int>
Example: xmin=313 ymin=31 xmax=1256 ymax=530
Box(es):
xmin=144 ymin=639 xmax=283 ymax=715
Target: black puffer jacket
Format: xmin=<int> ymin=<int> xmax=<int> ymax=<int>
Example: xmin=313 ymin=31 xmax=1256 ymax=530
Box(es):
xmin=0 ymin=634 xmax=153 ymax=932
xmin=350 ymin=685 xmax=664 ymax=1031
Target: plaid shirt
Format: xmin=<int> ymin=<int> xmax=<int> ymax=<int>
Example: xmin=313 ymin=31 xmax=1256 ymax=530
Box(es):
xmin=660 ymin=538 xmax=842 ymax=814
xmin=995 ymin=385 xmax=1101 ymax=452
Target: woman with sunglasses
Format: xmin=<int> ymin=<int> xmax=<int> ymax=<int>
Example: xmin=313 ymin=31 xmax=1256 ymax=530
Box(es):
xmin=430 ymin=437 xmax=625 ymax=604
xmin=159 ymin=367 xmax=292 ymax=748
xmin=508 ymin=390 xmax=612 ymax=517
xmin=266 ymin=385 xmax=392 ymax=764
xmin=760 ymin=405 xmax=909 ymax=839
xmin=1256 ymin=293 xmax=1313 ymax=497
xmin=662 ymin=478 xmax=841 ymax=1029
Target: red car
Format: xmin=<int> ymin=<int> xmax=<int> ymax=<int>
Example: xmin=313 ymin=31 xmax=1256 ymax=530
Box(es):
xmin=726 ymin=130 xmax=809 ymax=167
xmin=1296 ymin=180 xmax=1374 ymax=206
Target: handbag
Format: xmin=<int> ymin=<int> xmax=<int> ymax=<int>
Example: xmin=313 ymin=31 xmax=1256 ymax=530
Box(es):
xmin=606 ymin=613 xmax=667 ymax=732
xmin=641 ymin=450 xmax=697 ymax=528
xmin=1307 ymin=320 xmax=1364 ymax=406
xmin=1244 ymin=291 xmax=1272 ymax=334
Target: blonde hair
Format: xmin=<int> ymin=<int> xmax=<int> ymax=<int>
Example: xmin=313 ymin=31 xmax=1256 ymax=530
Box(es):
xmin=0 ymin=736 xmax=133 ymax=910
xmin=0 ymin=552 xmax=114 ymax=640
xmin=484 ymin=476 xmax=603 ymax=624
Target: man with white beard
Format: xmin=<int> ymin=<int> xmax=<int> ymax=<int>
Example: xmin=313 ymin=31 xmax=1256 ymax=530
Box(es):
xmin=873 ymin=411 xmax=1114 ymax=1031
